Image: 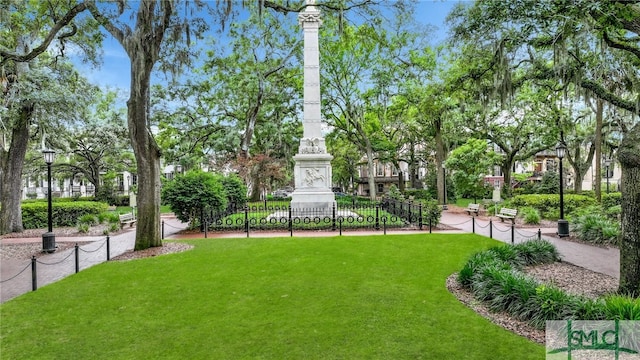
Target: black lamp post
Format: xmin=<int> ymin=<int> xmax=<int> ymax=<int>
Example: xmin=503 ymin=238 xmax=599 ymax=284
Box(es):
xmin=556 ymin=142 xmax=569 ymax=237
xmin=42 ymin=149 xmax=56 ymax=253
xmin=442 ymin=163 xmax=448 ymax=210
xmin=604 ymin=158 xmax=611 ymax=194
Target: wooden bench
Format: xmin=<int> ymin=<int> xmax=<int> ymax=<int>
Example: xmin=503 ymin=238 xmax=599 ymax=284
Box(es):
xmin=466 ymin=203 xmax=481 ymax=216
xmin=119 ymin=213 xmax=137 ymax=228
xmin=496 ymin=208 xmax=518 ymax=224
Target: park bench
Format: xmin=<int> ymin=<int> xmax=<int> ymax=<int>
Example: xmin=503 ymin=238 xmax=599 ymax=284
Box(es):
xmin=466 ymin=203 xmax=481 ymax=216
xmin=119 ymin=213 xmax=137 ymax=229
xmin=496 ymin=208 xmax=518 ymax=224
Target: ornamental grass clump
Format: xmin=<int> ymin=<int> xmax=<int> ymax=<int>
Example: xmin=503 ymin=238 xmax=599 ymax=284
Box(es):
xmin=603 ymin=295 xmax=640 ymax=320
xmin=512 ymin=240 xmax=560 ymax=266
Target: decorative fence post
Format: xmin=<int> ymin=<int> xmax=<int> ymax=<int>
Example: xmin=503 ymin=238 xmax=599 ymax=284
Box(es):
xmin=489 ymin=219 xmax=493 ymax=239
xmin=538 ymin=228 xmax=541 ymax=240
xmin=106 ymin=236 xmax=111 ymax=261
xmin=375 ymin=206 xmax=380 ymax=231
xmin=472 ymin=217 xmax=475 ymax=234
xmin=31 ymin=256 xmax=37 ymax=291
xmin=289 ymin=207 xmax=293 ymax=237
xmin=511 ymin=223 xmax=515 ymax=244
xmin=332 ymin=204 xmax=336 ymax=231
xmin=161 ymin=221 xmax=165 ymax=240
xmin=407 ymin=202 xmax=412 ymax=226
xmin=418 ymin=204 xmax=423 ymax=230
xmin=244 ymin=207 xmax=249 ymax=235
xmin=75 ymin=243 xmax=80 ymax=273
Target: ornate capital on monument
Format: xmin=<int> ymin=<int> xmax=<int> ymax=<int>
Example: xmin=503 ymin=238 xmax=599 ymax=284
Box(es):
xmin=298 ymin=11 xmax=322 ymax=26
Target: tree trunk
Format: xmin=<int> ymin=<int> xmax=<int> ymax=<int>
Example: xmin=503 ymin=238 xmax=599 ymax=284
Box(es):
xmin=435 ymin=118 xmax=445 ymax=206
xmin=501 ymin=155 xmax=515 ymax=198
xmin=618 ymin=121 xmax=640 ymax=296
xmin=366 ymin=145 xmax=376 ymax=200
xmin=594 ymin=99 xmax=603 ymax=202
xmin=0 ymin=102 xmax=32 ymax=234
xmin=128 ymin=57 xmax=162 ymax=250
xmin=398 ymin=171 xmax=404 ymax=193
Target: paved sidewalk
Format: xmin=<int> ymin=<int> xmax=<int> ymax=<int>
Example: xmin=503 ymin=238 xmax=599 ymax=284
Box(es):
xmin=0 ymin=216 xmax=187 ymax=303
xmin=1 ymin=211 xmax=619 ymax=304
xmin=439 ymin=212 xmax=619 ymax=279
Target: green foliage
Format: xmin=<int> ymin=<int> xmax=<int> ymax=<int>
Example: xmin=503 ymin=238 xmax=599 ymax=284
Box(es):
xmin=445 ymin=138 xmax=500 ymax=200
xmin=387 ymin=185 xmax=404 ymax=200
xmin=78 ymin=214 xmax=99 ymax=226
xmin=21 ymin=201 xmax=108 ymax=229
xmin=218 ymin=173 xmax=248 ymax=208
xmin=529 ymin=284 xmax=583 ymax=329
xmin=419 ymin=199 xmax=442 ymax=225
xmin=508 ymin=194 xmax=596 ymax=219
xmin=573 ymin=214 xmax=620 ymax=245
xmin=603 ymin=295 xmax=640 ymax=320
xmin=520 ymin=207 xmax=540 ymax=225
xmin=161 ymin=170 xmax=228 ymax=223
xmin=403 ymin=189 xmax=432 ymax=201
xmin=532 ymin=171 xmax=559 ymax=194
xmin=77 ymin=223 xmax=90 ymax=233
xmin=512 ymin=240 xmax=560 ymax=266
xmin=602 ymin=192 xmax=622 ymax=209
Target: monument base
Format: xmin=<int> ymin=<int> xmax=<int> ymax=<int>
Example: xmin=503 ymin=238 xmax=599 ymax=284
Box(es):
xmin=290 ymin=189 xmax=336 ymax=216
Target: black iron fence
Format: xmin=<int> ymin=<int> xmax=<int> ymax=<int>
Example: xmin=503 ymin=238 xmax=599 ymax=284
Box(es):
xmin=195 ymin=199 xmax=440 ymax=234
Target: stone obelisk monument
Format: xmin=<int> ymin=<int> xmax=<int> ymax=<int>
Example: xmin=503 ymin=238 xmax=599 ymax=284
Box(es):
xmin=290 ymin=0 xmax=335 ymax=213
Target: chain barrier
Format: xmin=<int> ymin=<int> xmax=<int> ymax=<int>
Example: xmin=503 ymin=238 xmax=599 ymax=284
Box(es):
xmin=0 ymin=262 xmax=31 ymax=283
xmin=35 ymin=251 xmax=74 ymax=266
xmin=77 ymin=238 xmax=107 ymax=253
xmin=475 ymin=221 xmax=491 ymax=229
xmin=515 ymin=228 xmax=538 ymax=238
xmin=492 ymin=224 xmax=512 ymax=233
xmin=440 ymin=218 xmax=474 ymax=227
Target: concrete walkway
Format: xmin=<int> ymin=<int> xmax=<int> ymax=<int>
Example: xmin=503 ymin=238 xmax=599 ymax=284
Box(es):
xmin=1 ymin=211 xmax=619 ymax=304
xmin=0 ymin=216 xmax=187 ymax=303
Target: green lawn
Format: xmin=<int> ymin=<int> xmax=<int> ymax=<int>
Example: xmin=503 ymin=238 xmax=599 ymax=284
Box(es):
xmin=0 ymin=234 xmax=544 ymax=359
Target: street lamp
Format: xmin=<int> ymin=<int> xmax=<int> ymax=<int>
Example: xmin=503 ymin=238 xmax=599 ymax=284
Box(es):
xmin=556 ymin=142 xmax=569 ymax=238
xmin=604 ymin=158 xmax=611 ymax=194
xmin=42 ymin=149 xmax=56 ymax=253
xmin=442 ymin=163 xmax=448 ymax=210
xmin=175 ymin=164 xmax=182 ymax=176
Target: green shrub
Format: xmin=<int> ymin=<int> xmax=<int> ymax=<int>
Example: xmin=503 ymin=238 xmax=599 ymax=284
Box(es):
xmin=512 ymin=240 xmax=560 ymax=266
xmin=602 ymin=192 xmax=622 ymax=209
xmin=161 ymin=170 xmax=228 ymax=224
xmin=21 ymin=201 xmax=109 ymax=229
xmin=529 ymin=284 xmax=583 ymax=329
xmin=520 ymin=207 xmax=540 ymax=225
xmin=419 ymin=199 xmax=442 ymax=226
xmin=78 ymin=214 xmax=99 ymax=226
xmin=510 ymin=194 xmax=596 ymax=219
xmin=458 ymin=251 xmax=507 ymax=287
xmin=387 ymin=185 xmax=404 ymax=200
xmin=605 ymin=205 xmax=622 ymax=220
xmin=404 ymin=189 xmax=431 ymax=200
xmin=487 ymin=245 xmax=524 ymax=268
xmin=603 ymin=295 xmax=640 ymax=320
xmin=77 ymin=223 xmax=90 ymax=233
xmin=219 ymin=173 xmax=248 ymax=208
xmin=573 ymin=214 xmax=620 ymax=245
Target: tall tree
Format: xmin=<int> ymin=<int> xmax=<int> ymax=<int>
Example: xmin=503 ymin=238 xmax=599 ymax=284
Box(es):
xmin=0 ymin=1 xmax=101 ymax=234
xmin=448 ymin=0 xmax=640 ymax=295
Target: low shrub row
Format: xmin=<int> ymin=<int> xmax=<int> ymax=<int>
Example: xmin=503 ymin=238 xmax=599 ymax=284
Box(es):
xmin=508 ymin=194 xmax=596 ymax=220
xmin=21 ymin=201 xmax=109 ymax=229
xmin=458 ymin=241 xmax=639 ymax=329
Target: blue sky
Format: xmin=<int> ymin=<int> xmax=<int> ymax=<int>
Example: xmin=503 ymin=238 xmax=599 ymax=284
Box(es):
xmin=75 ymin=0 xmax=462 ymax=92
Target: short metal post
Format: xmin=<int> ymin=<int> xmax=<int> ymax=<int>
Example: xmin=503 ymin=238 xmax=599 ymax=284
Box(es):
xmin=31 ymin=256 xmax=37 ymax=291
xmin=264 ymin=198 xmax=267 ymax=210
xmin=511 ymin=223 xmax=515 ymax=244
xmin=472 ymin=217 xmax=475 ymax=234
xmin=339 ymin=218 xmax=343 ymax=236
xmin=538 ymin=228 xmax=541 ymax=240
xmin=75 ymin=243 xmax=80 ymax=273
xmin=244 ymin=207 xmax=249 ymax=234
xmin=161 ymin=221 xmax=165 ymax=239
xmin=408 ymin=202 xmax=412 ymax=225
xmin=106 ymin=236 xmax=111 ymax=261
xmin=418 ymin=204 xmax=423 ymax=230
xmin=489 ymin=219 xmax=493 ymax=239
xmin=289 ymin=207 xmax=293 ymax=237
xmin=204 ymin=219 xmax=208 ymax=239
xmin=429 ymin=217 xmax=432 ymax=234
xmin=375 ymin=206 xmax=380 ymax=231
xmin=332 ymin=204 xmax=336 ymax=231
xmin=383 ymin=217 xmax=387 ymax=235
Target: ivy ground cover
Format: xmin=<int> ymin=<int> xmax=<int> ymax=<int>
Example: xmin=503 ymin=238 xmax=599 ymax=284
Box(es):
xmin=0 ymin=234 xmax=544 ymax=359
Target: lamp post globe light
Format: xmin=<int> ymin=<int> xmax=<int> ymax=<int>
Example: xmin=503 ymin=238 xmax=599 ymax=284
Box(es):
xmin=555 ymin=142 xmax=569 ymax=238
xmin=604 ymin=158 xmax=611 ymax=194
xmin=42 ymin=149 xmax=56 ymax=253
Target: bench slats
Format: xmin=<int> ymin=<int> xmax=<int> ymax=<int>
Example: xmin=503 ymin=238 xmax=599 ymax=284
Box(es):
xmin=119 ymin=213 xmax=137 ymax=228
xmin=496 ymin=208 xmax=518 ymax=223
xmin=466 ymin=204 xmax=480 ymax=216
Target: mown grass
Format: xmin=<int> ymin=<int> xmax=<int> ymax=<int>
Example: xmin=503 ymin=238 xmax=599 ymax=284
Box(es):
xmin=0 ymin=234 xmax=544 ymax=359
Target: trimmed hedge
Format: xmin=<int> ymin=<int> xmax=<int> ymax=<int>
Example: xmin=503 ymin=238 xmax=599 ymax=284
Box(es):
xmin=508 ymin=194 xmax=596 ymax=219
xmin=21 ymin=201 xmax=109 ymax=229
